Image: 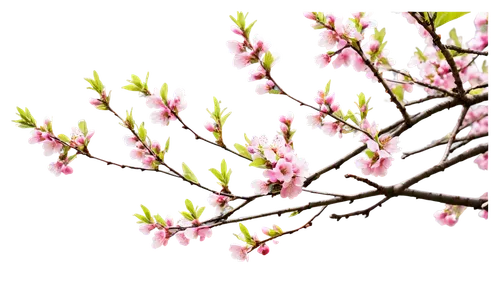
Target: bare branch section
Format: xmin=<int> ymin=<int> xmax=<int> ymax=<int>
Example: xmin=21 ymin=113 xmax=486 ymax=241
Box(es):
xmin=444 ymin=45 xmax=488 ymax=56
xmin=330 ymin=196 xmax=391 ymax=220
xmin=440 ymin=106 xmax=469 ymax=162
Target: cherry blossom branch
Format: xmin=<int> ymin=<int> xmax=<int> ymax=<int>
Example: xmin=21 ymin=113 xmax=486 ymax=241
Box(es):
xmin=267 ymin=73 xmax=372 ymax=138
xmin=349 ymin=44 xmax=413 ymax=126
xmin=399 ymin=188 xmax=487 ymax=211
xmin=388 ymin=68 xmax=458 ymax=98
xmin=410 ymin=12 xmax=466 ymax=97
xmin=394 ymin=143 xmax=488 ymax=192
xmin=330 ymin=196 xmax=390 ymax=220
xmin=444 ymin=45 xmax=488 ymax=56
xmin=465 ymin=83 xmax=488 ymax=94
xmin=250 ymin=205 xmax=328 ymax=253
xmin=344 ymin=174 xmax=383 ymax=190
xmin=404 ymin=94 xmax=446 ymax=106
xmin=440 ymin=105 xmax=469 ymax=162
xmin=173 ymin=111 xmax=252 ymax=162
xmin=401 ymin=131 xmax=487 ymax=159
xmin=301 ymin=189 xmax=347 ymax=197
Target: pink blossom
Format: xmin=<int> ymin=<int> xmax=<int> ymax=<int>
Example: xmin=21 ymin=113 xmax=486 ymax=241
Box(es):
xmin=227 ymin=40 xmax=245 ymax=54
xmin=204 ymin=122 xmax=215 ymax=132
xmin=249 ymin=66 xmax=266 ymax=81
xmin=332 ymin=48 xmax=354 ymax=68
xmin=316 ymin=54 xmax=331 ymax=68
xmin=234 ymin=52 xmax=253 ymax=69
xmin=478 ymin=210 xmax=490 ymax=221
xmin=434 ymin=205 xmax=466 ymax=227
xmin=48 ymin=160 xmax=73 ymax=176
xmin=28 ymin=130 xmax=49 ymax=144
xmin=142 ymin=155 xmax=156 ymax=168
xmin=306 ymin=113 xmax=323 ymax=128
xmin=229 ymin=245 xmax=250 ymax=261
xmin=379 ymin=134 xmax=400 ymax=154
xmin=474 ymin=152 xmax=488 ymax=170
xmin=263 ymin=159 xmax=294 ymax=183
xmin=169 ymin=89 xmax=187 ymax=113
xmin=42 ymin=140 xmax=62 ymax=156
xmin=280 ymin=176 xmax=303 ymax=199
xmin=231 ymin=27 xmax=244 ymax=36
xmin=176 ymin=232 xmax=190 ymax=246
xmin=89 ymin=98 xmax=101 ymax=107
xmin=471 ymin=117 xmax=488 ymax=135
xmin=207 ymin=193 xmax=230 ymax=213
xmin=321 ymin=121 xmax=343 ymax=138
xmin=303 ymin=12 xmax=316 ymax=20
xmin=185 ymin=227 xmax=212 ymax=242
xmin=255 ymin=80 xmax=276 ymax=95
xmin=145 ymin=95 xmax=164 ymax=109
xmin=152 ymin=229 xmax=170 ymax=248
xmin=252 ymin=180 xmax=270 ymax=195
xmin=139 ymin=224 xmax=156 ymax=235
xmin=352 ymin=54 xmax=366 ymax=72
xmin=355 ymin=142 xmax=393 ymax=177
xmin=469 ymin=33 xmax=490 ymax=51
xmin=318 ymin=30 xmax=339 ymax=49
xmin=312 ymin=90 xmax=325 ymax=105
xmin=257 ymin=244 xmax=270 ymax=255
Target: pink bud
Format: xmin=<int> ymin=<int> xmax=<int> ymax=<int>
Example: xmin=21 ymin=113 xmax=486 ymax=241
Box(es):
xmin=257 ymin=244 xmax=270 ymax=255
xmin=231 ymin=27 xmax=244 ymax=36
xmin=303 ymin=12 xmax=316 ymax=20
xmin=368 ymin=40 xmax=380 ymax=53
xmin=204 ymin=122 xmax=215 ymax=132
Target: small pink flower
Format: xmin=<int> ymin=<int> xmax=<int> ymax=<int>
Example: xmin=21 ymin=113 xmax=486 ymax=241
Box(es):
xmin=204 ymin=122 xmax=215 ymax=132
xmin=227 ymin=40 xmax=245 ymax=54
xmin=318 ymin=30 xmax=339 ymax=49
xmin=234 ymin=52 xmax=253 ymax=69
xmin=28 ymin=130 xmax=48 ymax=144
xmin=249 ymin=66 xmax=267 ymax=81
xmin=231 ymin=27 xmax=244 ymax=36
xmin=474 ymin=152 xmax=488 ymax=170
xmin=229 ymin=245 xmax=250 ymax=261
xmin=142 ymin=155 xmax=156 ymax=168
xmin=42 ymin=139 xmax=63 ymax=156
xmin=152 ymin=229 xmax=170 ymax=248
xmin=48 ymin=160 xmax=73 ymax=176
xmin=332 ymin=48 xmax=354 ymax=68
xmin=89 ymin=98 xmax=101 ymax=107
xmin=208 ymin=193 xmax=230 ymax=213
xmin=306 ymin=113 xmax=323 ymax=128
xmin=255 ymin=80 xmax=276 ymax=95
xmin=252 ymin=180 xmax=270 ymax=195
xmin=263 ymin=159 xmax=293 ymax=183
xmin=185 ymin=226 xmax=212 ymax=242
xmin=303 ymin=12 xmax=316 ymax=20
xmin=434 ymin=205 xmax=466 ymax=227
xmin=321 ymin=121 xmax=343 ymax=137
xmin=139 ymin=224 xmax=156 ymax=235
xmin=280 ymin=176 xmax=303 ymax=199
xmin=257 ymin=244 xmax=270 ymax=255
xmin=176 ymin=232 xmax=190 ymax=246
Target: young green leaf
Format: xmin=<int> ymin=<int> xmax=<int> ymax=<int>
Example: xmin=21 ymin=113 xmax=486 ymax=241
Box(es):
xmin=213 ymin=97 xmax=221 ymax=117
xmin=434 ymin=12 xmax=469 ymax=28
xmin=196 ymin=206 xmax=205 ymax=218
xmin=185 ymin=199 xmax=196 ymax=216
xmin=209 ymin=168 xmax=224 ymax=182
xmin=221 ymin=159 xmax=227 ymax=175
xmin=262 ymin=51 xmax=274 ymax=71
xmin=122 ymin=84 xmax=142 ymax=92
xmin=182 ymin=163 xmax=199 ymax=184
xmin=141 ymin=204 xmax=152 ymax=221
xmin=180 ymin=211 xmax=195 ymax=221
xmin=289 ymin=211 xmax=299 ymax=217
xmin=325 ymin=80 xmax=331 ymax=95
xmin=392 ymin=86 xmax=405 ymax=102
xmin=138 ymin=122 xmax=147 ymax=141
xmin=234 ymin=143 xmax=251 ymax=159
xmin=130 ymin=74 xmax=143 ymax=88
xmin=249 ymin=158 xmax=267 ymax=168
xmin=164 ymin=137 xmax=170 ymax=153
xmin=220 ymin=112 xmax=231 ymax=127
xmin=154 ymin=214 xmax=166 ymax=226
xmin=239 ymin=223 xmax=252 ymax=242
xmin=134 ymin=214 xmax=150 ymax=224
xmin=160 ymin=83 xmax=168 ymax=104
xmin=57 ymin=134 xmax=70 ymax=143
xmin=78 ymin=120 xmax=88 ymax=136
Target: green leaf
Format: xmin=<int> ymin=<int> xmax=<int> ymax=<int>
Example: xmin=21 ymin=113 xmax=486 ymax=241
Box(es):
xmin=182 ymin=163 xmax=199 ymax=184
xmin=269 ymin=89 xmax=281 ymax=94
xmin=434 ymin=12 xmax=469 ymax=28
xmin=213 ymin=97 xmax=221 ymax=117
xmin=209 ymin=168 xmax=224 ymax=182
xmin=138 ymin=122 xmax=147 ymax=141
xmin=249 ymin=158 xmax=267 ymax=168
xmin=154 ymin=214 xmax=166 ymax=226
xmin=449 ymin=28 xmax=461 ymax=48
xmin=217 ymin=156 xmax=233 ymax=186
xmin=122 ymin=84 xmax=142 ymax=92
xmin=323 ymin=76 xmax=335 ymax=96
xmin=286 ymin=211 xmax=299 ymax=220
xmin=415 ymin=47 xmax=427 ymax=62
xmin=482 ymin=61 xmax=488 ymax=74
xmin=180 ymin=211 xmax=194 ymax=221
xmin=374 ymin=28 xmax=386 ymax=43
xmin=93 ymin=70 xmax=103 ymax=92
xmin=262 ymin=51 xmax=274 ymax=71
xmin=78 ymin=120 xmax=88 ymax=136
xmin=241 ymin=132 xmax=252 ymax=145
xmin=144 ymin=72 xmax=149 ymax=89
xmin=233 ymin=233 xmax=247 ymax=243
xmin=57 ymin=134 xmax=70 ymax=143
xmin=162 ymin=136 xmax=172 ymax=155
xmin=346 ymin=110 xmax=359 ymax=125
xmin=185 ymin=199 xmax=196 ymax=216
xmin=160 ymin=83 xmax=168 ymax=104
xmin=239 ymin=223 xmax=252 ymax=242
xmin=130 ymin=74 xmax=143 ymax=88
xmin=365 ymin=149 xmax=375 ymax=158
xmin=196 ymin=206 xmax=205 ymax=219
xmin=357 ymin=92 xmax=366 ymax=106
xmin=392 ymin=85 xmax=405 ymax=102
xmin=134 ymin=214 xmax=150 ymax=224
xmin=234 ymin=143 xmax=251 ymax=159
xmin=141 ymin=204 xmax=152 ymax=221
xmin=245 ymin=20 xmax=257 ymax=37
xmin=220 ymin=112 xmax=231 ymax=127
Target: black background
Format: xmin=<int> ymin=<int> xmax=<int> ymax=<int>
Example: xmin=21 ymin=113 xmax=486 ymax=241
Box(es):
xmin=4 ymin=7 xmax=495 ymax=283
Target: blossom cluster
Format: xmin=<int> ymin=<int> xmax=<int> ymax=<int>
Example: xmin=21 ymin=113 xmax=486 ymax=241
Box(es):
xmin=145 ymin=88 xmax=187 ymax=126
xmin=230 ymin=223 xmax=280 ymax=261
xmin=125 ymin=135 xmax=164 ymax=169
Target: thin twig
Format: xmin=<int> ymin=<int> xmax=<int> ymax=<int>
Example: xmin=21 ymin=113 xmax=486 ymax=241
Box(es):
xmin=330 ymin=196 xmax=390 ymax=220
xmin=440 ymin=106 xmax=469 ymax=162
xmin=444 ymin=45 xmax=488 ymax=56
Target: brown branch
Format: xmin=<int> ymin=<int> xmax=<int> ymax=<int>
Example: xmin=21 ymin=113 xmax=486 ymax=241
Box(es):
xmin=330 ymin=196 xmax=390 ymax=220
xmin=444 ymin=45 xmax=488 ymax=56
xmin=410 ymin=12 xmax=466 ymax=97
xmin=466 ymin=83 xmax=488 ymax=94
xmin=344 ymin=174 xmax=383 ymax=190
xmin=398 ymin=188 xmax=487 ymax=210
xmin=302 ymin=189 xmax=346 ymax=197
xmin=405 ymin=94 xmax=446 ymax=106
xmin=394 ymin=143 xmax=488 ymax=192
xmin=389 ymin=68 xmax=459 ymax=98
xmin=440 ymin=106 xmax=469 ymax=162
